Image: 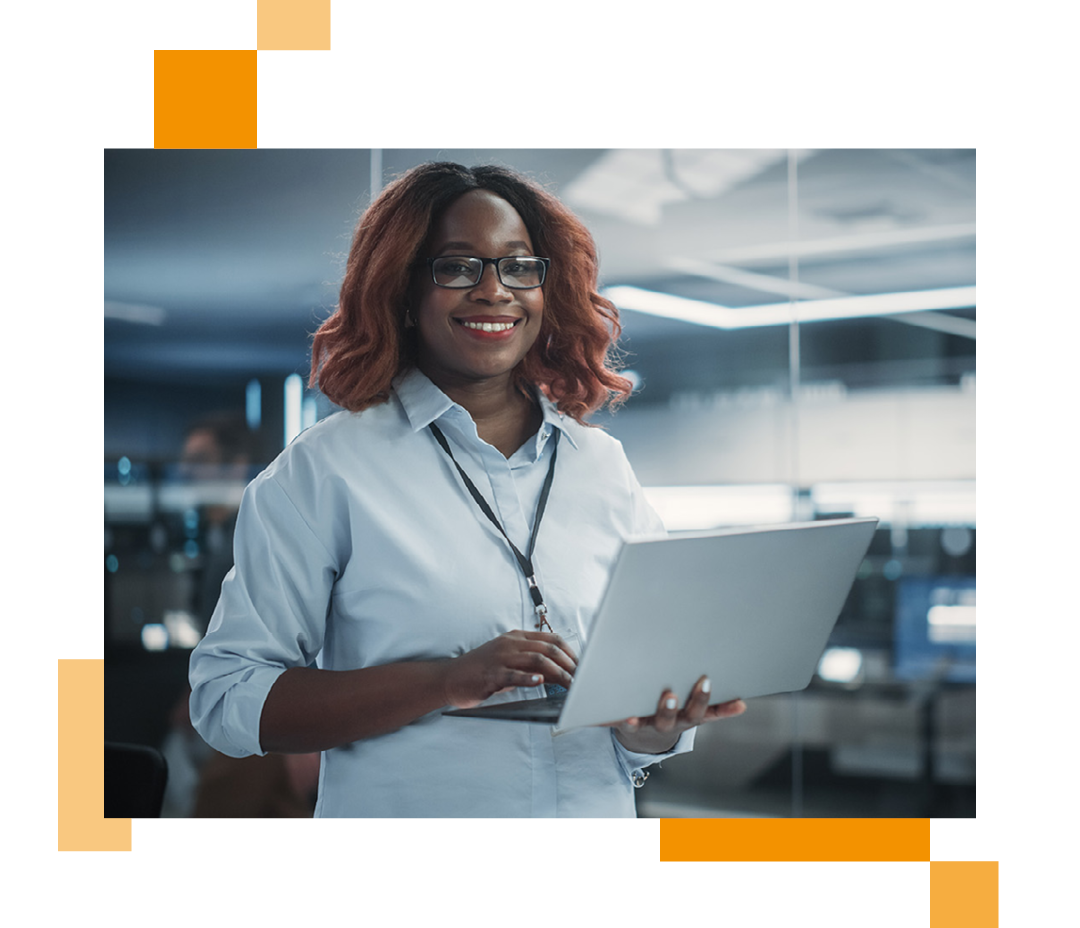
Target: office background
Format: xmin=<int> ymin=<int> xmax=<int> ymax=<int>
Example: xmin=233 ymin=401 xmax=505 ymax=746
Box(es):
xmin=104 ymin=148 xmax=975 ymax=818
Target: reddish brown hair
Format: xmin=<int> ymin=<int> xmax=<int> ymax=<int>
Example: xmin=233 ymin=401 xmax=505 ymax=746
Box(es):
xmin=310 ymin=162 xmax=632 ymax=423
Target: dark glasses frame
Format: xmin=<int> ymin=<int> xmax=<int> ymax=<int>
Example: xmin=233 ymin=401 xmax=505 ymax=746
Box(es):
xmin=427 ymin=255 xmax=551 ymax=290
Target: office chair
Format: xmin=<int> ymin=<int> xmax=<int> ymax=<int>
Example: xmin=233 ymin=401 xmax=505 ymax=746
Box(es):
xmin=105 ymin=742 xmax=168 ymax=818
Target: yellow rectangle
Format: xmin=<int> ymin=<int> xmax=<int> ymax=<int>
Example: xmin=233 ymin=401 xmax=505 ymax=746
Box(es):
xmin=58 ymin=659 xmax=131 ymax=851
xmin=258 ymin=0 xmax=331 ymax=50
xmin=660 ymin=818 xmax=932 ymax=862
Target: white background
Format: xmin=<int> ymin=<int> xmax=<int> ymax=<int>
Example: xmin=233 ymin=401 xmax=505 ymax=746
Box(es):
xmin=9 ymin=1 xmax=1077 ymax=924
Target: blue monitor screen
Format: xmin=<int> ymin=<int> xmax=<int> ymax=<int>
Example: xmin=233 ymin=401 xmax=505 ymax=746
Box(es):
xmin=893 ymin=576 xmax=976 ymax=683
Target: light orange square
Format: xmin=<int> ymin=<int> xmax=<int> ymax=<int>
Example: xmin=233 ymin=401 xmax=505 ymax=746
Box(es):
xmin=154 ymin=50 xmax=257 ymax=149
xmin=258 ymin=0 xmax=331 ymax=50
xmin=931 ymin=862 xmax=999 ymax=927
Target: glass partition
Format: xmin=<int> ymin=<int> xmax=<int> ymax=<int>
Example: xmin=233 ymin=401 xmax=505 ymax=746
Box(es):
xmin=592 ymin=149 xmax=976 ymax=817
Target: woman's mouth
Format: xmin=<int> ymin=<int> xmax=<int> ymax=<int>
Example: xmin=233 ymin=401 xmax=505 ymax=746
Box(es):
xmin=455 ymin=318 xmax=521 ymax=333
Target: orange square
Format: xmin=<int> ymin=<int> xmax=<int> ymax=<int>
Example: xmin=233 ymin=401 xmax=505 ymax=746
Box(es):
xmin=258 ymin=0 xmax=331 ymax=50
xmin=154 ymin=50 xmax=257 ymax=149
xmin=930 ymin=862 xmax=999 ymax=927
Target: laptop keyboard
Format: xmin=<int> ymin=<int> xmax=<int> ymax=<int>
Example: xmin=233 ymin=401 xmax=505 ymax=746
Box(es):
xmin=489 ymin=691 xmax=567 ymax=718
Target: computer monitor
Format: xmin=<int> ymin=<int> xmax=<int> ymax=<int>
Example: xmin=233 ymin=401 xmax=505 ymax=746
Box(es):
xmin=893 ymin=576 xmax=976 ymax=683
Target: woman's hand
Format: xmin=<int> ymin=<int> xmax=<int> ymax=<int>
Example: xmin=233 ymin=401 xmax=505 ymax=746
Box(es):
xmin=442 ymin=630 xmax=578 ymax=709
xmin=611 ymin=676 xmax=746 ymax=755
xmin=262 ymin=631 xmax=578 ymax=753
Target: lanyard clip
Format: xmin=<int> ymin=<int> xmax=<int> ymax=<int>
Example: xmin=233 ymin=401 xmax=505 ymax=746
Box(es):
xmin=534 ymin=602 xmax=553 ymax=633
xmin=527 ymin=575 xmax=552 ymax=631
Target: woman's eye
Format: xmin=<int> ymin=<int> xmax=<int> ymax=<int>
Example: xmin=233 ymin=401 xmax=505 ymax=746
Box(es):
xmin=441 ymin=261 xmax=471 ymax=274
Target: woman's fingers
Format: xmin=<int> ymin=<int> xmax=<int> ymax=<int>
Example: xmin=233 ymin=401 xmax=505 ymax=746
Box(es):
xmin=498 ymin=670 xmax=547 ymax=690
xmin=503 ymin=631 xmax=577 ymax=684
xmin=681 ymin=675 xmax=712 ymax=723
xmin=647 ymin=689 xmax=678 ymax=732
xmin=517 ymin=630 xmax=578 ymax=668
xmin=704 ymin=698 xmax=747 ymax=720
xmin=615 ymin=679 xmax=744 ymax=733
xmin=505 ymin=651 xmax=574 ymax=689
xmin=645 ymin=675 xmax=714 ymax=732
xmin=447 ymin=631 xmax=579 ymax=706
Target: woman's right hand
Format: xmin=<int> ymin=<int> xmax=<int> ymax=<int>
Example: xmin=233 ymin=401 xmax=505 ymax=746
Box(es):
xmin=260 ymin=631 xmax=578 ymax=753
xmin=442 ymin=630 xmax=578 ymax=708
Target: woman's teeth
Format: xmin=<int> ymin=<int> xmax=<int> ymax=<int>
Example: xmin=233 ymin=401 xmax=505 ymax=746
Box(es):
xmin=460 ymin=320 xmax=516 ymax=332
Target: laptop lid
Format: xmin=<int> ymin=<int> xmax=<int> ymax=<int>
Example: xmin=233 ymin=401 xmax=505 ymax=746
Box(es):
xmin=555 ymin=517 xmax=877 ymax=731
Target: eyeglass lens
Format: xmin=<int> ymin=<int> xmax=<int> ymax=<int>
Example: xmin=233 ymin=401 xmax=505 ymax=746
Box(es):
xmin=431 ymin=256 xmax=546 ymax=289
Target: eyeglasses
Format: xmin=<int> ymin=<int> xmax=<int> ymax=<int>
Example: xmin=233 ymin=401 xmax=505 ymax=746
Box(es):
xmin=428 ymin=255 xmax=550 ymax=290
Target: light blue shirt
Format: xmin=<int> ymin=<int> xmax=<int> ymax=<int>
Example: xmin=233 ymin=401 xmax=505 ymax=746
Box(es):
xmin=189 ymin=369 xmax=694 ymax=817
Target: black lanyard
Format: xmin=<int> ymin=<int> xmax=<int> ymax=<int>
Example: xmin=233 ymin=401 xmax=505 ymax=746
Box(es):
xmin=428 ymin=421 xmax=560 ymax=632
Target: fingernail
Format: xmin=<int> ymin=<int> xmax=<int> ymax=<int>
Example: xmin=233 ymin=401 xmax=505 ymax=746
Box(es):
xmin=702 ymin=678 xmax=711 ymax=694
xmin=665 ymin=697 xmax=677 ymax=710
xmin=531 ymin=674 xmax=542 ymax=683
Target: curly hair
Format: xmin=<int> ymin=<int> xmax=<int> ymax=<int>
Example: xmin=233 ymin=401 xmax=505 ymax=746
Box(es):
xmin=309 ymin=162 xmax=632 ymax=423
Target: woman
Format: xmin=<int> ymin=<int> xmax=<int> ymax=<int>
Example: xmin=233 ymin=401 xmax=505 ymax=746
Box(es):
xmin=189 ymin=162 xmax=745 ymax=817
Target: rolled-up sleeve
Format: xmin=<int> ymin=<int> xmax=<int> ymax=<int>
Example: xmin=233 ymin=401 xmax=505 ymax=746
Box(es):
xmin=188 ymin=469 xmax=339 ymax=758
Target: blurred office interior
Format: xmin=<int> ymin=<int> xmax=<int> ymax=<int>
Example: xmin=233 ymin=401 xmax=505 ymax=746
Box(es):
xmin=104 ymin=148 xmax=975 ymax=818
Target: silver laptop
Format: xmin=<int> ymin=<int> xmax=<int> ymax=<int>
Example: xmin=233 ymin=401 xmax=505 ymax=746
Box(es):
xmin=443 ymin=517 xmax=878 ymax=732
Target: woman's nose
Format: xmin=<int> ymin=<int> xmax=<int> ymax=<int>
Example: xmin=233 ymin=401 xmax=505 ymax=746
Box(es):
xmin=470 ymin=262 xmax=511 ymax=301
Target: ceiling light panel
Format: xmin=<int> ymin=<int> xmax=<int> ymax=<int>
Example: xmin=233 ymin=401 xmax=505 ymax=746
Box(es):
xmin=563 ymin=149 xmax=791 ymax=225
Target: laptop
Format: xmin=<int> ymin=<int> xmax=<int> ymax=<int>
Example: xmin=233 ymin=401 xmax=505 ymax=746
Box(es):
xmin=443 ymin=517 xmax=878 ymax=732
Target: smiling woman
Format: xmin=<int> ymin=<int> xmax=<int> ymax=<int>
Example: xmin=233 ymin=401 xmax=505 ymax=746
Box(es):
xmin=187 ymin=162 xmax=745 ymax=818
xmin=310 ymin=162 xmax=631 ymax=423
xmin=415 ymin=191 xmax=544 ymax=391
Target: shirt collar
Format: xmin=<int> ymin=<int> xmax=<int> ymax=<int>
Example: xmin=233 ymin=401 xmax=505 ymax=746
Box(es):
xmin=534 ymin=387 xmax=578 ymax=452
xmin=394 ymin=368 xmax=457 ymax=431
xmin=392 ymin=368 xmax=578 ymax=452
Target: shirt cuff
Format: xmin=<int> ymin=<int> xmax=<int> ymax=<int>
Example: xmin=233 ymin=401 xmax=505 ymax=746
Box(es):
xmin=611 ymin=726 xmax=696 ymax=786
xmin=190 ymin=662 xmax=286 ymax=758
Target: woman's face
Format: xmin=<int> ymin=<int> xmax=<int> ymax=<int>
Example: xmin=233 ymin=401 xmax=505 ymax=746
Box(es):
xmin=414 ymin=189 xmax=544 ymax=394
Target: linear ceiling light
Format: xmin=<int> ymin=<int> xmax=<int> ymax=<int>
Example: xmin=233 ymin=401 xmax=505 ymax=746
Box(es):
xmin=603 ymin=285 xmax=976 ymax=330
xmin=104 ymin=300 xmax=166 ymax=325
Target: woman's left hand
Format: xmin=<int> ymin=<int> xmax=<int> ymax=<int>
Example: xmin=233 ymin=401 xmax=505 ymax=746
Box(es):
xmin=611 ymin=676 xmax=746 ymax=755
